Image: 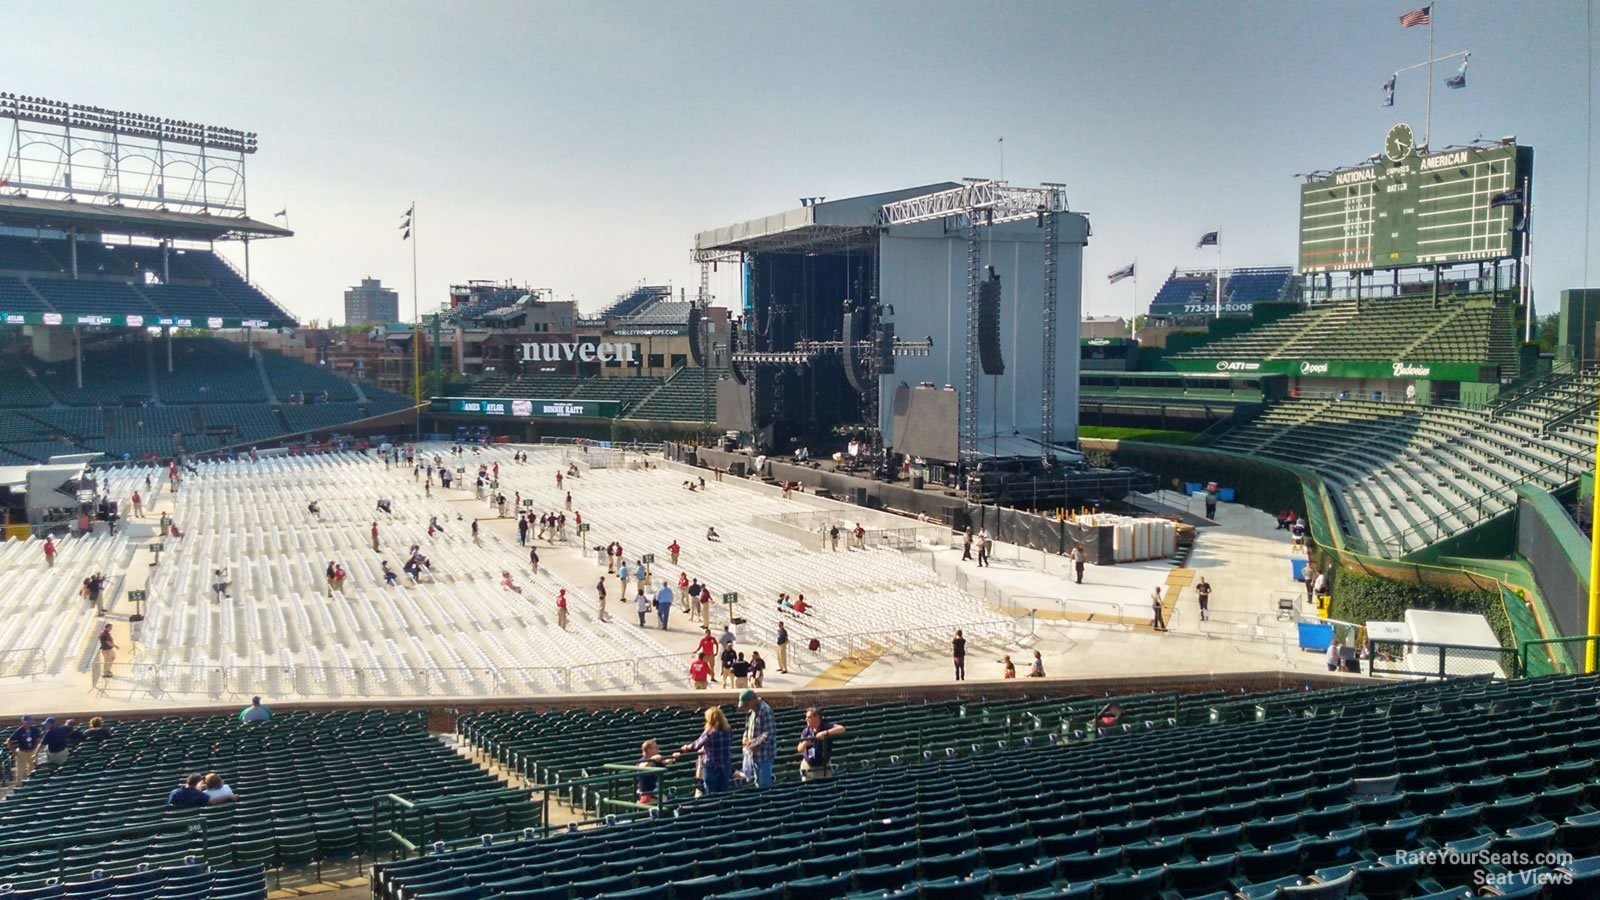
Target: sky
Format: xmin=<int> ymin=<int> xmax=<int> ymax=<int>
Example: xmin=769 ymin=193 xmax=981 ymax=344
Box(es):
xmin=3 ymin=0 xmax=1596 ymax=324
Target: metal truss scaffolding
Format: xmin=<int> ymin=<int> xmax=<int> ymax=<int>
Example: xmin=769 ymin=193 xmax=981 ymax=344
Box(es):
xmin=875 ymin=180 xmax=1071 ymax=466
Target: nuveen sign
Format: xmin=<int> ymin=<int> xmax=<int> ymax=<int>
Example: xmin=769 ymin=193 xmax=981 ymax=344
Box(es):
xmin=518 ymin=341 xmax=638 ymax=364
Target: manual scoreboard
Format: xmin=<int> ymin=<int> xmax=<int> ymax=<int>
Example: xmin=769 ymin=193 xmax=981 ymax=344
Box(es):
xmin=1298 ymin=132 xmax=1531 ymax=274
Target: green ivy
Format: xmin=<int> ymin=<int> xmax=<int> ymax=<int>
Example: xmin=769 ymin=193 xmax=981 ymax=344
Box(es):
xmin=1329 ymin=571 xmax=1513 ymax=650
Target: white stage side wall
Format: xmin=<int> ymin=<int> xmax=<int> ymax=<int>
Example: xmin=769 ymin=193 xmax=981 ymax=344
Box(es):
xmin=877 ymin=214 xmax=1087 ymax=449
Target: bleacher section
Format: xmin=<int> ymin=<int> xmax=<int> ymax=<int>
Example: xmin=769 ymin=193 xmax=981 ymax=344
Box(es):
xmin=34 ymin=341 xmax=152 ymax=406
xmin=594 ymin=285 xmax=672 ymax=321
xmin=29 ymin=278 xmax=158 ymax=318
xmin=0 ymin=355 xmax=54 ymax=407
xmin=452 ymin=374 xmax=582 ymax=399
xmin=1224 ymin=267 xmax=1293 ymax=304
xmin=1210 ymin=366 xmax=1599 ymax=556
xmin=571 ymin=375 xmax=663 ymax=413
xmin=0 ymin=235 xmax=294 ymax=324
xmin=0 ymin=710 xmax=514 ymax=890
xmin=626 ymin=367 xmax=727 ymax=421
xmin=156 ymin=340 xmax=268 ymax=404
xmin=1171 ymin=296 xmax=1511 ymax=369
xmin=381 ymin=673 xmax=1600 ymax=900
xmin=260 ymin=350 xmax=360 ymax=402
xmin=621 ymin=300 xmax=692 ymax=325
xmin=1147 ymin=272 xmax=1215 ymax=318
xmin=0 ymin=338 xmax=414 ymax=460
xmin=0 ymin=275 xmax=52 ymax=314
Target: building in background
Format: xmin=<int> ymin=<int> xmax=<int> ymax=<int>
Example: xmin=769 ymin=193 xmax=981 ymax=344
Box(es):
xmin=344 ymin=277 xmax=400 ymax=324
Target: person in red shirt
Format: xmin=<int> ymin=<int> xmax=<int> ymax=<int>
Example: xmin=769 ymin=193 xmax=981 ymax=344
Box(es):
xmin=131 ymin=490 xmax=143 ymax=518
xmin=668 ymin=540 xmax=681 ymax=565
xmin=370 ymin=522 xmax=380 ymax=552
xmin=677 ymin=572 xmax=691 ymax=612
xmin=556 ymin=588 xmax=569 ymax=630
xmin=43 ymin=537 xmax=56 ymax=568
xmin=688 ymin=653 xmax=712 ymax=690
xmin=697 ymin=627 xmax=718 ymax=661
xmin=791 ymin=595 xmax=809 ymax=615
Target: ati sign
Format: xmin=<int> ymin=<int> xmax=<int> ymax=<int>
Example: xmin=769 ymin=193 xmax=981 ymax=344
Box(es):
xmin=519 ymin=341 xmax=638 ymax=364
xmin=1214 ymin=361 xmax=1262 ymax=372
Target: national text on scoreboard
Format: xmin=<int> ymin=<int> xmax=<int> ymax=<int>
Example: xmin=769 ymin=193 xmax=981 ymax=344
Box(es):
xmin=1297 ymin=142 xmax=1532 ymax=274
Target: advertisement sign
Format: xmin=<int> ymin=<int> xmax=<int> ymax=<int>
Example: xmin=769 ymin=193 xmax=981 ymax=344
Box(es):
xmin=439 ymin=397 xmax=621 ymax=419
xmin=1164 ymin=358 xmax=1488 ymax=381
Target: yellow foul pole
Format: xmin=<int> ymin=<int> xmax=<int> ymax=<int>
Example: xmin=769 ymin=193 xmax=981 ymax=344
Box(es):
xmin=1588 ymin=386 xmax=1600 ymax=672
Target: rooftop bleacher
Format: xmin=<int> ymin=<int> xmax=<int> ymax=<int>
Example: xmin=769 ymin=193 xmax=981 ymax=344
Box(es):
xmin=384 ymin=673 xmax=1600 ymax=900
xmin=621 ymin=300 xmax=693 ymax=326
xmin=596 ymin=284 xmax=672 ymax=320
xmin=1148 ymin=272 xmax=1214 ymax=315
xmin=1209 ymin=365 xmax=1598 ymax=556
xmin=1171 ymin=295 xmax=1509 ymax=366
xmin=1225 ymin=267 xmax=1293 ymax=304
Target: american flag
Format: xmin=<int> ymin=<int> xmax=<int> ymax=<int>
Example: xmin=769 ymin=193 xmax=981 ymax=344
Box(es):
xmin=1399 ymin=5 xmax=1430 ymax=28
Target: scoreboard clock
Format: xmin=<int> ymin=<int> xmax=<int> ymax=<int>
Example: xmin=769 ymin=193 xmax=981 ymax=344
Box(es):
xmin=1298 ymin=127 xmax=1531 ymax=273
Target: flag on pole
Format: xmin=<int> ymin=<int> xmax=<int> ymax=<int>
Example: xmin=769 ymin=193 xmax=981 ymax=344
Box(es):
xmin=1196 ymin=231 xmax=1219 ymax=249
xmin=400 ymin=204 xmax=413 ymax=241
xmin=1444 ymin=55 xmax=1468 ymax=89
xmin=1490 ymin=188 xmax=1524 ymax=208
xmin=1107 ymin=263 xmax=1136 ymax=284
xmin=273 ymin=208 xmax=287 ymax=219
xmin=1399 ymin=5 xmax=1431 ymax=27
xmin=1382 ymin=74 xmax=1396 ymax=107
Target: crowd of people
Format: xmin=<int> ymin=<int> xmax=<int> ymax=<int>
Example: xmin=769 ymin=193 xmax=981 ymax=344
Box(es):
xmin=634 ymin=693 xmax=849 ymax=801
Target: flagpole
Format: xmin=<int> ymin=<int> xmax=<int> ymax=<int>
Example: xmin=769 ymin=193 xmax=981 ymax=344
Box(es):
xmin=411 ymin=200 xmax=421 ymax=442
xmin=1131 ymin=258 xmax=1139 ymax=340
xmin=1521 ymin=174 xmax=1534 ymax=342
xmin=1425 ymin=3 xmax=1436 ymax=147
xmin=1214 ymin=235 xmax=1223 ymax=319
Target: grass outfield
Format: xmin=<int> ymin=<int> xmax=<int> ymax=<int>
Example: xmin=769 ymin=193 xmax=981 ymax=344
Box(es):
xmin=1078 ymin=426 xmax=1198 ymax=445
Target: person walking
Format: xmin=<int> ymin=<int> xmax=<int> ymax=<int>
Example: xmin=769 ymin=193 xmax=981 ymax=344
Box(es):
xmin=738 ymin=689 xmax=777 ymax=789
xmin=97 ymin=623 xmax=117 ymax=678
xmin=635 ymin=587 xmax=649 ymax=627
xmin=681 ymin=707 xmax=732 ymax=796
xmin=1302 ymin=564 xmax=1317 ymax=605
xmin=654 ymin=580 xmax=674 ymax=630
xmin=797 ymin=707 xmax=845 ymax=782
xmin=829 ymin=524 xmax=840 ymax=551
xmin=556 ymin=588 xmax=569 ymax=630
xmin=976 ymin=531 xmax=989 ymax=568
xmin=1195 ymin=576 xmax=1212 ymax=622
xmin=775 ymin=621 xmax=790 ymax=674
xmin=1204 ymin=489 xmax=1218 ymax=521
xmin=371 ymin=521 xmax=380 ymax=553
xmin=619 ymin=560 xmax=632 ymax=595
xmin=1073 ymin=546 xmax=1086 ymax=584
xmin=1151 ymin=587 xmax=1167 ymax=632
xmin=6 ymin=717 xmax=40 ymax=784
xmin=962 ymin=532 xmax=973 ymax=562
xmin=517 ymin=516 xmax=528 ymax=546
xmin=720 ymin=642 xmax=737 ymax=688
xmin=749 ymin=651 xmax=766 ymax=688
xmin=1027 ymin=649 xmax=1045 ymax=678
xmin=698 ymin=627 xmax=719 ymax=662
xmin=952 ymin=629 xmax=967 ymax=681
xmin=689 ymin=653 xmax=712 ymax=690
xmin=131 ymin=490 xmax=143 ymax=518
xmin=677 ymin=572 xmax=691 ymax=613
xmin=668 ymin=540 xmax=681 ymax=565
xmin=43 ymin=536 xmax=55 ymax=568
xmin=688 ymin=578 xmax=704 ymax=620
